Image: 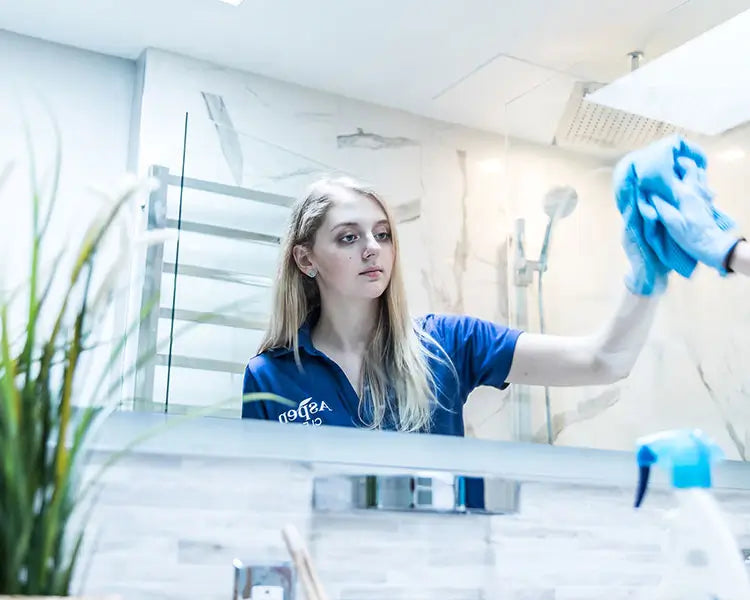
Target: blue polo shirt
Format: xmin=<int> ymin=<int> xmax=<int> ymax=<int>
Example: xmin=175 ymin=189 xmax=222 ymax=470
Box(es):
xmin=241 ymin=313 xmax=522 ymax=436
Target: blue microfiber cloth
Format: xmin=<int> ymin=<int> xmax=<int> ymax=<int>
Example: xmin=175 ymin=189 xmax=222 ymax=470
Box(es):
xmin=615 ymin=158 xmax=735 ymax=280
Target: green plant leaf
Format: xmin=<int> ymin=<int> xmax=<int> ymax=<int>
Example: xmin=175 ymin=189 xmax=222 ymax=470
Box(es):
xmin=0 ymin=114 xmax=299 ymax=594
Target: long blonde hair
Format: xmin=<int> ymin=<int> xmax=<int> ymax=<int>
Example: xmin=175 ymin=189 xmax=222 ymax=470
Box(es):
xmin=258 ymin=177 xmax=451 ymax=432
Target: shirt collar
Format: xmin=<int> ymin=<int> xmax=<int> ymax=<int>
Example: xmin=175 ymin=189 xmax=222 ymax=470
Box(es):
xmin=266 ymin=309 xmax=319 ymax=357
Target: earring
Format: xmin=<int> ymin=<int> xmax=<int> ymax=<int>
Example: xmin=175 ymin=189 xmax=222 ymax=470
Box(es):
xmin=307 ymin=269 xmax=317 ymax=278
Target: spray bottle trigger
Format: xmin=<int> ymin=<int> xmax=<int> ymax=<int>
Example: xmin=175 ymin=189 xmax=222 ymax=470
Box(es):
xmin=635 ymin=446 xmax=657 ymax=508
xmin=635 ymin=465 xmax=651 ymax=508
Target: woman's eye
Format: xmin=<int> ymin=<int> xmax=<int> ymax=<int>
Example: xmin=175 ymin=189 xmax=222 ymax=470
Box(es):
xmin=375 ymin=231 xmax=391 ymax=241
xmin=340 ymin=234 xmax=358 ymax=244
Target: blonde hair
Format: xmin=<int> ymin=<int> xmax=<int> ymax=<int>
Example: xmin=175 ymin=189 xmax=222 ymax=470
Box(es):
xmin=258 ymin=176 xmax=452 ymax=432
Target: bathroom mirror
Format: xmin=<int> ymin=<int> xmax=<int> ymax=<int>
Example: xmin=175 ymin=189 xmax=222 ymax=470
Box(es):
xmin=113 ymin=5 xmax=750 ymax=462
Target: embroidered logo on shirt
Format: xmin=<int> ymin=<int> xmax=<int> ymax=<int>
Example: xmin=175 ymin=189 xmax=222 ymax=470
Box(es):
xmin=278 ymin=397 xmax=332 ymax=426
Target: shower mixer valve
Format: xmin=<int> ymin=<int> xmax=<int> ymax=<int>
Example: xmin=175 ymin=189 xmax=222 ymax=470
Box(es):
xmin=513 ymin=218 xmax=547 ymax=287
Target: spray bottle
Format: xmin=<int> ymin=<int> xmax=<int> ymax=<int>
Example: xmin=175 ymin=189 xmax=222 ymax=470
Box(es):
xmin=634 ymin=428 xmax=750 ymax=599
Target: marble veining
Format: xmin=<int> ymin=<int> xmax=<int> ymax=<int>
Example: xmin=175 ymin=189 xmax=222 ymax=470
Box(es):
xmin=336 ymin=128 xmax=419 ymax=150
xmin=243 ymin=84 xmax=272 ymax=108
xmin=200 ymin=91 xmax=244 ymax=185
xmin=266 ymin=166 xmax=322 ymax=182
xmin=453 ymin=149 xmax=469 ymax=313
xmin=681 ymin=329 xmax=748 ymax=461
xmin=536 ymin=387 xmax=621 ymax=444
xmin=695 ymin=360 xmax=747 ymax=460
xmin=392 ymin=197 xmax=422 ymax=224
xmin=295 ymin=111 xmax=335 ymax=122
xmin=419 ymin=149 xmax=471 ymax=314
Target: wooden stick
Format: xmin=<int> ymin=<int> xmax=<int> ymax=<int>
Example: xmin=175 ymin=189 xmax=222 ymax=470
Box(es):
xmin=281 ymin=524 xmax=329 ymax=600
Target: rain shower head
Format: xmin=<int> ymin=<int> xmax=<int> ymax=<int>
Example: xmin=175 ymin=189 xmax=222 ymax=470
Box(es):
xmin=543 ymin=185 xmax=578 ymax=220
xmin=553 ymin=81 xmax=689 ymax=153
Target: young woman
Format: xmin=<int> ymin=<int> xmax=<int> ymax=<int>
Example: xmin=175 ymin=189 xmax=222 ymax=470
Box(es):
xmin=242 ymin=138 xmax=743 ymax=436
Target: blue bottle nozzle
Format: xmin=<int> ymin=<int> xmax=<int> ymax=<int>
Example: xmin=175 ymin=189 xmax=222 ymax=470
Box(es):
xmin=634 ymin=429 xmax=724 ymax=508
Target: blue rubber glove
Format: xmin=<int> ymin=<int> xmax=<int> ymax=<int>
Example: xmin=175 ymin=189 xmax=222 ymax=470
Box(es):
xmin=618 ymin=134 xmax=708 ymax=205
xmin=613 ymin=145 xmax=673 ymax=295
xmin=650 ymin=158 xmax=742 ymax=275
xmin=613 ymin=135 xmax=712 ymax=294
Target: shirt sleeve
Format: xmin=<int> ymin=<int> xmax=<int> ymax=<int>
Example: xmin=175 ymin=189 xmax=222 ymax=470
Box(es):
xmin=430 ymin=314 xmax=523 ymax=394
xmin=241 ymin=365 xmax=270 ymax=420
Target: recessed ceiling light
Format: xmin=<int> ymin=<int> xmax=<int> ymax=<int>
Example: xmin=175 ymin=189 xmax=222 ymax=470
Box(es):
xmin=587 ymin=8 xmax=750 ymax=136
xmin=477 ymin=158 xmax=503 ymax=174
xmin=218 ymin=0 xmax=245 ymax=5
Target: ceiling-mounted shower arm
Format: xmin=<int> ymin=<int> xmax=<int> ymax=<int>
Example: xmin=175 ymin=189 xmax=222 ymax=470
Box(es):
xmin=628 ymin=50 xmax=644 ymax=72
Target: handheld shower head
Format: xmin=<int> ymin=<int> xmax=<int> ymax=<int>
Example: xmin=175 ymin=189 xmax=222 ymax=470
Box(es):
xmin=539 ymin=185 xmax=578 ymax=267
xmin=543 ymin=185 xmax=578 ymax=221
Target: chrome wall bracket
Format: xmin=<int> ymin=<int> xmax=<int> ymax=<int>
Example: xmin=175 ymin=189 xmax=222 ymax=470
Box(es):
xmin=312 ymin=473 xmax=520 ymax=515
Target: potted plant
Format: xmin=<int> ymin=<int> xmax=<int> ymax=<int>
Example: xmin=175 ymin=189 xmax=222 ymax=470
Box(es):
xmin=0 ymin=128 xmax=289 ymax=597
xmin=0 ymin=119 xmax=179 ymax=596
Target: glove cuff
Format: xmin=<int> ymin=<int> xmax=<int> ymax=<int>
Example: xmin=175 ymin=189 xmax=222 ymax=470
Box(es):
xmin=722 ymin=237 xmax=747 ymax=275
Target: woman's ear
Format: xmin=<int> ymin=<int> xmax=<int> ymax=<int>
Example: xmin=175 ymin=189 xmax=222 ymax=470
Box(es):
xmin=293 ymin=244 xmax=316 ymax=277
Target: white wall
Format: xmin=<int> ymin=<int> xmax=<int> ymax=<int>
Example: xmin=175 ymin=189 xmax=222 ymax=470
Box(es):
xmin=0 ymin=30 xmax=136 ymax=405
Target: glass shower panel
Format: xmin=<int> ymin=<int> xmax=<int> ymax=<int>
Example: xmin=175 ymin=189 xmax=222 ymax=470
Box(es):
xmin=130 ymin=113 xmax=295 ymax=417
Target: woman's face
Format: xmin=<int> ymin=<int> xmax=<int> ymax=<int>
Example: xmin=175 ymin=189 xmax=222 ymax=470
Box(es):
xmin=298 ymin=188 xmax=395 ymax=301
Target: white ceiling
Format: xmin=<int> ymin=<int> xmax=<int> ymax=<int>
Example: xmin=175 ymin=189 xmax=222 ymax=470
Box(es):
xmin=2 ymin=0 xmax=750 ymax=147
